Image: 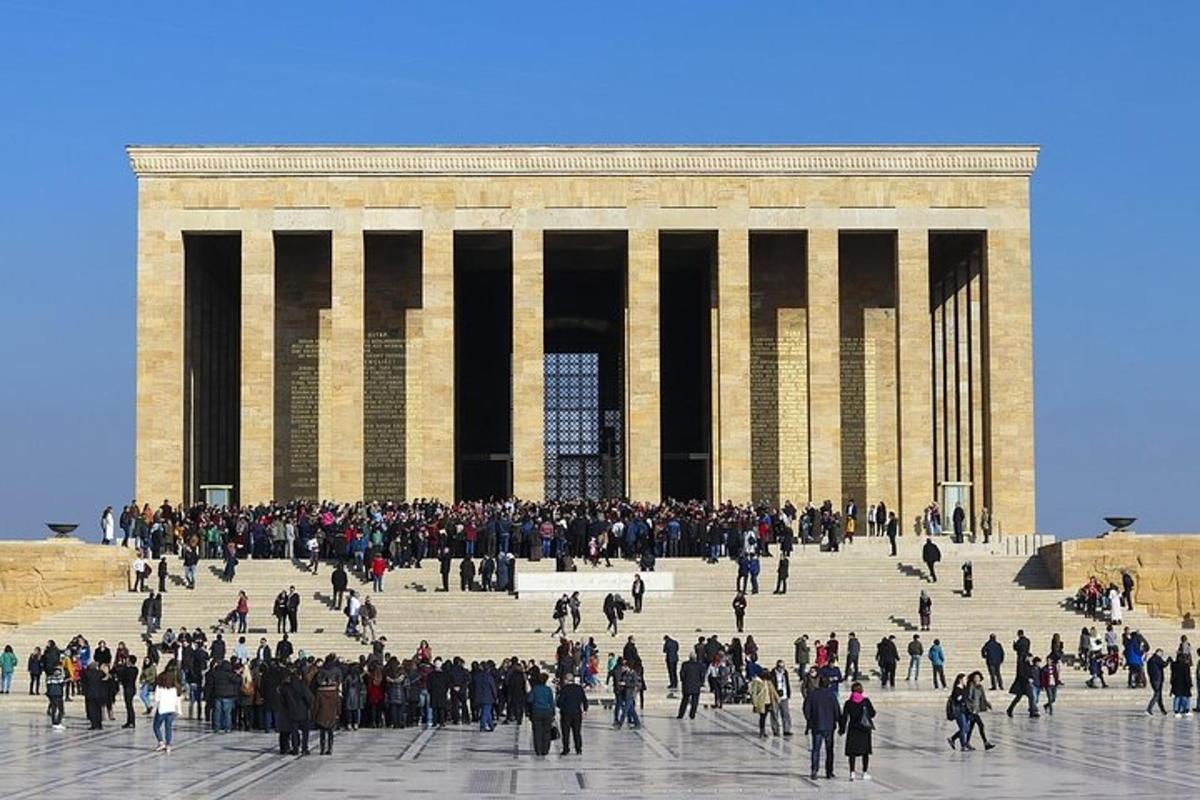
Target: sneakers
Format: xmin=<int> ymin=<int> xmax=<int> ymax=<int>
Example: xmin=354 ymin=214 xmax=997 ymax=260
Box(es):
xmin=861 ymin=773 xmax=872 ymax=781
xmin=849 ymin=773 xmax=855 ymax=782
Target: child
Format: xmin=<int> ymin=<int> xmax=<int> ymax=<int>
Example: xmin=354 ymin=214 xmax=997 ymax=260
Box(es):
xmin=46 ymin=665 xmax=66 ymax=729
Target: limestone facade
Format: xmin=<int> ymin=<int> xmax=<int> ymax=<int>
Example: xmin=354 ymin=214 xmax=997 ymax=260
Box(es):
xmin=0 ymin=540 xmax=131 ymax=626
xmin=130 ymin=145 xmax=1038 ymax=532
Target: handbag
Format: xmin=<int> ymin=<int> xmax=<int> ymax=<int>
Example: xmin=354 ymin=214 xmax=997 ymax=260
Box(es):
xmin=856 ymin=711 xmax=875 ymax=731
xmin=549 ymin=723 xmax=560 ymax=741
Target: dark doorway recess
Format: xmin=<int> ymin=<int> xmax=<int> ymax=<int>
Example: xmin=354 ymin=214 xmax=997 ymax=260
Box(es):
xmin=183 ymin=233 xmax=241 ymax=505
xmin=455 ymin=231 xmax=513 ymax=499
xmin=659 ymin=232 xmax=715 ymax=501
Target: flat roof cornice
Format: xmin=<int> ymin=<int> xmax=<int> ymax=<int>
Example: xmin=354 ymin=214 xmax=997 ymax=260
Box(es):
xmin=126 ymin=144 xmax=1038 ymax=178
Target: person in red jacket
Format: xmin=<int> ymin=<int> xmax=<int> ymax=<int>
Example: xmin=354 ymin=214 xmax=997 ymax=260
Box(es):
xmin=371 ymin=552 xmax=387 ymax=592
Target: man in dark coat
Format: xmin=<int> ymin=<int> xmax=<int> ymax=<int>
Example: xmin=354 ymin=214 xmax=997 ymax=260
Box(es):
xmin=82 ymin=663 xmax=108 ymax=730
xmin=876 ymin=636 xmax=899 ymax=688
xmin=480 ymin=555 xmax=495 ymax=592
xmin=1006 ymin=654 xmax=1039 ymax=718
xmin=460 ymin=556 xmax=476 ymax=592
xmin=981 ymin=634 xmax=1005 ymax=690
xmin=774 ymin=556 xmax=789 ymax=594
xmin=438 ymin=548 xmax=452 ymax=592
xmin=663 ymin=635 xmax=680 ymax=691
xmin=114 ymin=655 xmax=139 ymax=728
xmin=802 ymin=679 xmax=841 ymax=780
xmin=631 ymin=574 xmax=645 ymax=613
xmin=922 ymin=537 xmax=941 ymax=582
xmin=286 ymin=587 xmax=300 ymax=633
xmin=427 ymin=661 xmax=451 ymax=726
xmin=504 ymin=663 xmax=527 ymax=724
xmin=1146 ymin=648 xmax=1168 ymax=715
xmin=556 ymin=673 xmax=589 ymax=755
xmin=676 ymin=655 xmax=706 ymax=720
xmin=331 ymin=564 xmax=348 ymax=608
xmin=276 ymin=669 xmax=313 ymax=755
xmin=471 ymin=662 xmax=499 ymax=730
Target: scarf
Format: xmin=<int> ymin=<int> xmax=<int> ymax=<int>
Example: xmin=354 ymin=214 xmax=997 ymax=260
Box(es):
xmin=850 ymin=691 xmax=864 ymax=703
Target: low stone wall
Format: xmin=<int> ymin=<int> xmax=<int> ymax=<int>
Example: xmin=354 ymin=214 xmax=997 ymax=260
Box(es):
xmin=1039 ymin=532 xmax=1200 ymax=621
xmin=0 ymin=539 xmax=130 ymax=626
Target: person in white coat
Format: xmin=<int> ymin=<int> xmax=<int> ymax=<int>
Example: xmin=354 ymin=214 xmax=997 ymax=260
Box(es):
xmin=101 ymin=507 xmax=115 ymax=545
xmin=1109 ymin=586 xmax=1124 ymax=624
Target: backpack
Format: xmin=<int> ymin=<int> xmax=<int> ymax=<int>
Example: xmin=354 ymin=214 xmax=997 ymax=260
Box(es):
xmin=945 ymin=696 xmax=957 ymax=721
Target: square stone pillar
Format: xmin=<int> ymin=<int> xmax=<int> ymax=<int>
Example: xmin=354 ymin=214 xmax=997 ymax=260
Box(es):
xmin=626 ymin=226 xmax=661 ymax=501
xmin=328 ymin=215 xmax=365 ymax=500
xmin=806 ymin=229 xmax=842 ymax=505
xmin=716 ymin=227 xmax=751 ymax=501
xmin=512 ymin=226 xmax=545 ymax=499
xmin=985 ymin=225 xmax=1036 ymax=534
xmin=135 ymin=191 xmax=184 ymax=505
xmin=421 ymin=206 xmax=455 ymax=500
xmin=895 ymin=229 xmax=933 ymax=529
xmin=239 ymin=217 xmax=274 ymax=503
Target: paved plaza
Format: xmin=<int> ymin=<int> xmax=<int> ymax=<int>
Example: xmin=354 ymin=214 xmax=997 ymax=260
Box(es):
xmin=1 ymin=702 xmax=1197 ymax=798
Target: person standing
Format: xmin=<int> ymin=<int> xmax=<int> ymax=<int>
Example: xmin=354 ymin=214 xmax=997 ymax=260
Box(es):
xmin=663 ymin=635 xmax=680 ymax=692
xmin=27 ymin=646 xmax=43 ymax=695
xmin=101 ymin=506 xmax=115 ymax=545
xmin=981 ymin=634 xmax=1005 ymax=690
xmin=677 ymin=654 xmax=705 ymax=719
xmin=750 ymin=670 xmax=781 ymax=738
xmin=876 ymin=636 xmax=898 ymax=689
xmin=313 ymin=668 xmax=340 ymax=755
xmin=774 ymin=556 xmax=789 ymax=594
xmin=115 ymin=654 xmax=139 ymax=728
xmin=631 ymin=574 xmax=645 ymax=613
xmin=803 ymin=678 xmax=841 ymax=780
xmin=952 ymin=502 xmax=966 ymax=543
xmin=82 ymin=662 xmax=107 ymax=730
xmin=922 ymin=537 xmax=941 ymax=582
xmin=287 ymin=587 xmax=300 ymax=634
xmin=886 ymin=512 xmax=898 ymax=556
xmin=1121 ymin=571 xmax=1136 ymax=611
xmin=929 ymin=639 xmax=947 ymax=689
xmin=438 ymin=547 xmax=452 ymax=592
xmin=771 ymin=660 xmax=793 ymax=736
xmin=152 ymin=671 xmax=179 ymax=753
xmin=0 ymin=645 xmax=16 ymax=694
xmin=46 ymin=664 xmax=66 ymax=729
xmin=962 ymin=561 xmax=973 ymax=598
xmin=845 ymin=633 xmax=861 ymax=681
xmin=733 ymin=590 xmax=747 ymax=633
xmin=527 ymin=672 xmax=556 ymax=756
xmin=556 ymin=672 xmax=588 ymax=755
xmin=906 ymin=635 xmax=923 ymax=682
xmin=838 ymin=682 xmax=876 ymax=781
xmin=1170 ymin=651 xmax=1193 ymax=716
xmin=918 ymin=591 xmax=933 ymax=631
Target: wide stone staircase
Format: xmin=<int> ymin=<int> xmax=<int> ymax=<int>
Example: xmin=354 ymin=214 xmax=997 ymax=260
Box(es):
xmin=0 ymin=536 xmax=1180 ymax=707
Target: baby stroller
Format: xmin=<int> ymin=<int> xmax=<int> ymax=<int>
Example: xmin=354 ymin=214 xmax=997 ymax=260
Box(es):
xmin=216 ymin=608 xmax=239 ymax=634
xmin=722 ymin=669 xmax=750 ymax=705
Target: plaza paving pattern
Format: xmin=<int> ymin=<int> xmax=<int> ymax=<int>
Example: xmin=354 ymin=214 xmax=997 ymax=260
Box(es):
xmin=0 ymin=702 xmax=1197 ymax=797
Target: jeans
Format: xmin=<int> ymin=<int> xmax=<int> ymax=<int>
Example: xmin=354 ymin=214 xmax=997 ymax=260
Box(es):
xmin=479 ymin=702 xmax=493 ymax=731
xmin=1 ymin=673 xmax=12 ymax=692
xmin=1148 ymin=684 xmax=1166 ymax=714
xmin=214 ymin=697 xmax=235 ymax=731
xmin=49 ymin=695 xmax=64 ymax=725
xmin=465 ymin=540 xmax=475 ymax=556
xmin=1173 ymin=695 xmax=1190 ymax=713
xmin=811 ymin=730 xmax=835 ymax=776
xmin=139 ymin=683 xmax=154 ymax=711
xmin=373 ymin=574 xmax=383 ymax=592
xmin=907 ymin=655 xmax=920 ymax=680
xmin=237 ymin=612 xmax=247 ymax=633
xmin=623 ymin=697 xmax=640 ymax=727
xmin=500 ymin=534 xmax=510 ymax=555
xmin=153 ymin=711 xmax=175 ymax=745
xmin=541 ymin=538 xmax=552 ymax=557
xmin=184 ymin=564 xmax=196 ymax=587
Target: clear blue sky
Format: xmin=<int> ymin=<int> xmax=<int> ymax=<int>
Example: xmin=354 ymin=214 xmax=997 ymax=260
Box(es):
xmin=1 ymin=2 xmax=1196 ymax=540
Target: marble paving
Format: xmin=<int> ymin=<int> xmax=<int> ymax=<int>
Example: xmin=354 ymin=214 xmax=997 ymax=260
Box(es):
xmin=0 ymin=701 xmax=1197 ymax=797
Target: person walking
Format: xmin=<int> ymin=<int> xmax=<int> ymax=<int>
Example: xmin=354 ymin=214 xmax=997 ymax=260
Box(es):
xmin=526 ymin=672 xmax=556 ymax=756
xmin=749 ymin=670 xmax=781 ymax=738
xmin=551 ymin=595 xmax=569 ymax=638
xmin=838 ymin=682 xmax=876 ymax=781
xmin=1005 ymin=654 xmax=1039 ymax=718
xmin=1040 ymin=654 xmax=1060 ymax=715
xmin=556 ymin=672 xmax=588 ymax=755
xmin=1170 ymin=651 xmax=1193 ymax=717
xmin=0 ymin=645 xmax=17 ymax=694
xmin=677 ymin=655 xmax=705 ymax=720
xmin=922 ymin=536 xmax=941 ymax=582
xmin=732 ymin=590 xmax=747 ymax=633
xmin=963 ymin=671 xmax=996 ymax=750
xmin=663 ymin=635 xmax=679 ymax=692
xmin=946 ymin=673 xmax=972 ymax=750
xmin=1146 ymin=648 xmax=1169 ymax=715
xmin=803 ymin=678 xmax=841 ymax=780
xmin=151 ymin=671 xmax=179 ymax=753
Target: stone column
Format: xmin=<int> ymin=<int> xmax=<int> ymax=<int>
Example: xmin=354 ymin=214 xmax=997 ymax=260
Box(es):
xmin=895 ymin=228 xmax=933 ymax=530
xmin=985 ymin=224 xmax=1036 ymax=534
xmin=135 ymin=189 xmax=184 ymax=504
xmin=511 ymin=225 xmax=545 ymax=499
xmin=421 ymin=203 xmax=455 ymax=500
xmin=717 ymin=227 xmax=751 ymax=501
xmin=239 ymin=215 xmax=274 ymax=503
xmin=626 ymin=226 xmax=661 ymax=501
xmin=806 ymin=229 xmax=842 ymax=505
xmin=328 ymin=214 xmax=365 ymax=500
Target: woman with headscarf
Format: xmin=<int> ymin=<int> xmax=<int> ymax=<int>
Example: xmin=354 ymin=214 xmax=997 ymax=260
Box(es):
xmin=838 ymin=681 xmax=877 ymax=781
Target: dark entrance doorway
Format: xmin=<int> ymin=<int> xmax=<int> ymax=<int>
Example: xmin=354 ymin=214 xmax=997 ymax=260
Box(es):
xmin=659 ymin=232 xmax=715 ymax=500
xmin=454 ymin=232 xmax=513 ymax=499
